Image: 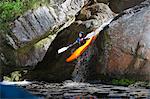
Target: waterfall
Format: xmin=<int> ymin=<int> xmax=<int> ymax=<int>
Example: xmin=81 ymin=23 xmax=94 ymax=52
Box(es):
xmin=72 ymin=18 xmax=114 ymax=82
xmin=72 ymin=45 xmax=96 ymax=82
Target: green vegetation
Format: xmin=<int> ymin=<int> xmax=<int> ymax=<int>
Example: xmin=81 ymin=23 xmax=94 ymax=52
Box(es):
xmin=0 ymin=0 xmax=49 ymax=33
xmin=3 ymin=70 xmax=27 ymax=81
xmin=112 ymin=78 xmax=136 ymax=86
xmin=1 ymin=0 xmax=23 ymax=23
xmin=1 ymin=0 xmax=27 ymax=25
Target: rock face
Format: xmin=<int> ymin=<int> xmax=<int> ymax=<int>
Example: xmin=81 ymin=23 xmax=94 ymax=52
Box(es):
xmin=25 ymin=3 xmax=114 ymax=82
xmin=96 ymin=0 xmax=150 ymax=80
xmin=0 ymin=0 xmax=85 ymax=72
xmin=97 ymin=0 xmax=145 ymax=13
xmin=109 ymin=0 xmax=145 ymax=13
xmin=77 ymin=3 xmax=115 ymax=29
xmin=72 ymin=45 xmax=98 ymax=82
xmin=2 ymin=0 xmax=150 ymax=82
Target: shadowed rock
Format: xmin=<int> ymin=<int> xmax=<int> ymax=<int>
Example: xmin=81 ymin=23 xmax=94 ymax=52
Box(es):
xmin=0 ymin=0 xmax=85 ymax=71
xmin=97 ymin=0 xmax=146 ymax=13
xmin=96 ymin=0 xmax=150 ymax=80
xmin=25 ymin=3 xmax=114 ymax=82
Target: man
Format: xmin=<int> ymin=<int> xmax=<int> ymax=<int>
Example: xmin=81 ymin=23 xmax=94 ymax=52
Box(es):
xmin=76 ymin=31 xmax=86 ymax=45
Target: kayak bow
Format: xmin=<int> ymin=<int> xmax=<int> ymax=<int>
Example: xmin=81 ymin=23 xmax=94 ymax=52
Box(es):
xmin=66 ymin=36 xmax=96 ymax=62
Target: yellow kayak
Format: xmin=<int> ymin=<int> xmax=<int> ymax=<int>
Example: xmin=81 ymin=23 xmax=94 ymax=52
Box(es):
xmin=66 ymin=36 xmax=96 ymax=62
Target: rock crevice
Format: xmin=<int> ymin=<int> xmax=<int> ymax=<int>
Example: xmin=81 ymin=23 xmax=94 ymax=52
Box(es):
xmin=0 ymin=0 xmax=86 ymax=69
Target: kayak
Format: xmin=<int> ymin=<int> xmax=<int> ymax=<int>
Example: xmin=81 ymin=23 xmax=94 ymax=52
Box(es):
xmin=66 ymin=36 xmax=96 ymax=62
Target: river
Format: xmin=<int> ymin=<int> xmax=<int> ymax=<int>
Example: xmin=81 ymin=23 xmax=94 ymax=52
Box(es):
xmin=23 ymin=80 xmax=150 ymax=99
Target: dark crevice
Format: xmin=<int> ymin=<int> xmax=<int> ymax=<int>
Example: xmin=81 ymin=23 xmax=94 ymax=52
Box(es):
xmin=23 ymin=15 xmax=38 ymax=36
xmin=17 ymin=19 xmax=32 ymax=40
xmin=32 ymin=12 xmax=45 ymax=32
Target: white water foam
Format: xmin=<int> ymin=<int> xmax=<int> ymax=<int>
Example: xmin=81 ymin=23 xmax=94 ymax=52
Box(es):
xmin=62 ymin=81 xmax=91 ymax=88
xmin=0 ymin=80 xmax=32 ymax=85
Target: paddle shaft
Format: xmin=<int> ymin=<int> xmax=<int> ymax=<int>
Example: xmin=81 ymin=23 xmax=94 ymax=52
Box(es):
xmin=58 ymin=33 xmax=95 ymax=54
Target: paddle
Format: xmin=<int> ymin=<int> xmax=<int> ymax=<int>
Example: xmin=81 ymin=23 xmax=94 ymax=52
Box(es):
xmin=58 ymin=32 xmax=96 ymax=54
xmin=57 ymin=18 xmax=114 ymax=54
xmin=58 ymin=41 xmax=77 ymax=54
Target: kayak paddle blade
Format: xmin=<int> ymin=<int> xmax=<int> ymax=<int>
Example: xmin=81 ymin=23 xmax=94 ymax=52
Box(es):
xmin=58 ymin=47 xmax=69 ymax=54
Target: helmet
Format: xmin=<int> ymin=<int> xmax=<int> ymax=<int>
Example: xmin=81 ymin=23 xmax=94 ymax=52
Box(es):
xmin=79 ymin=31 xmax=84 ymax=34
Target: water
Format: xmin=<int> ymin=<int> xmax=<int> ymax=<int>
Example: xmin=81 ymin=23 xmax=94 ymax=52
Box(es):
xmin=72 ymin=45 xmax=97 ymax=82
xmin=23 ymin=81 xmax=150 ymax=99
xmin=0 ymin=80 xmax=31 ymax=85
xmin=1 ymin=80 xmax=149 ymax=98
xmin=72 ymin=18 xmax=113 ymax=82
xmin=2 ymin=17 xmax=149 ymax=99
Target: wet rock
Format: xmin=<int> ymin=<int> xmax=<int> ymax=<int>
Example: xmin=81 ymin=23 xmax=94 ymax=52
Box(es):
xmin=1 ymin=0 xmax=85 ymax=71
xmin=129 ymin=81 xmax=150 ymax=88
xmin=97 ymin=0 xmax=146 ymax=13
xmin=77 ymin=3 xmax=115 ymax=28
xmin=72 ymin=45 xmax=97 ymax=82
xmin=97 ymin=0 xmax=109 ymax=4
xmin=22 ymin=81 xmax=150 ymax=98
xmin=96 ymin=0 xmax=150 ymax=80
xmin=109 ymin=0 xmax=145 ymax=13
xmin=25 ymin=3 xmax=114 ymax=82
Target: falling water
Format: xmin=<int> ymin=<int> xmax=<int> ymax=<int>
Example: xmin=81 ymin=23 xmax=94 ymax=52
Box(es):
xmin=72 ymin=18 xmax=113 ymax=82
xmin=72 ymin=45 xmax=97 ymax=82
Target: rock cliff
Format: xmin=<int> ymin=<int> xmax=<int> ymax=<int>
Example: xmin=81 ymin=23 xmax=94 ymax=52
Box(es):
xmin=96 ymin=0 xmax=150 ymax=80
xmin=0 ymin=0 xmax=85 ymax=71
xmin=1 ymin=0 xmax=150 ymax=82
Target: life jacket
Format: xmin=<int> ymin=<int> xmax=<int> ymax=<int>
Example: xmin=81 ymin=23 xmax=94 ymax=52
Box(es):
xmin=76 ymin=37 xmax=86 ymax=45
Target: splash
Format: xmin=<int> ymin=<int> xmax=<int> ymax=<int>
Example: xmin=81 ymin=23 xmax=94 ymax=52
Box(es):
xmin=72 ymin=18 xmax=114 ymax=82
xmin=0 ymin=80 xmax=31 ymax=85
xmin=62 ymin=81 xmax=91 ymax=88
xmin=72 ymin=46 xmax=93 ymax=82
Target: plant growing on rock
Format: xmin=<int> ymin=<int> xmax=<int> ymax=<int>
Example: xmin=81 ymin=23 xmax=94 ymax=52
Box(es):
xmin=112 ymin=78 xmax=136 ymax=86
xmin=0 ymin=0 xmax=49 ymax=33
xmin=3 ymin=70 xmax=27 ymax=81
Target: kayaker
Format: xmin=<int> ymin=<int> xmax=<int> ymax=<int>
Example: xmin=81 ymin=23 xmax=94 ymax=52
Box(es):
xmin=76 ymin=31 xmax=86 ymax=45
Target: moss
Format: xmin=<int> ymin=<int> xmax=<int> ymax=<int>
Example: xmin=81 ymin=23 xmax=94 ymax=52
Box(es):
xmin=0 ymin=0 xmax=50 ymax=34
xmin=34 ymin=34 xmax=56 ymax=49
xmin=98 ymin=30 xmax=111 ymax=64
xmin=3 ymin=70 xmax=27 ymax=81
xmin=112 ymin=78 xmax=136 ymax=86
xmin=17 ymin=15 xmax=75 ymax=54
xmin=17 ymin=29 xmax=49 ymax=50
xmin=0 ymin=0 xmax=50 ymax=22
xmin=99 ymin=31 xmax=111 ymax=51
xmin=103 ymin=31 xmax=111 ymax=46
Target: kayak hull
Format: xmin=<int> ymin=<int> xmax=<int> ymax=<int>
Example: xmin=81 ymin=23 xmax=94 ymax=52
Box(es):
xmin=66 ymin=36 xmax=96 ymax=62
